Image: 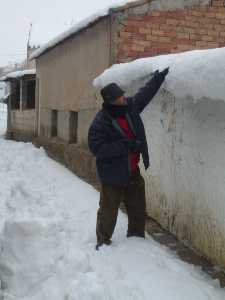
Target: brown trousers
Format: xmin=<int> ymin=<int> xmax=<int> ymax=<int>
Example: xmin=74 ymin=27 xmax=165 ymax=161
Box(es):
xmin=96 ymin=168 xmax=146 ymax=243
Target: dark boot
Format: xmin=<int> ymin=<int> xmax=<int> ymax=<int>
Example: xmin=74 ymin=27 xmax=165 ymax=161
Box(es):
xmin=95 ymin=239 xmax=112 ymax=251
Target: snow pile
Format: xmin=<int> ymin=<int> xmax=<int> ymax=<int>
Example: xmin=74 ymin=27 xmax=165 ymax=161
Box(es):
xmin=1 ymin=69 xmax=36 ymax=81
xmin=94 ymin=47 xmax=225 ymax=102
xmin=30 ymin=0 xmax=137 ymax=59
xmin=0 ymin=138 xmax=224 ymax=299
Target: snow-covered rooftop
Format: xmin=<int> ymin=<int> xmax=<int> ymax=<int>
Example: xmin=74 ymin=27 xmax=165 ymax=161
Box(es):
xmin=30 ymin=0 xmax=139 ymax=60
xmin=1 ymin=69 xmax=36 ymax=81
xmin=94 ymin=47 xmax=225 ymax=102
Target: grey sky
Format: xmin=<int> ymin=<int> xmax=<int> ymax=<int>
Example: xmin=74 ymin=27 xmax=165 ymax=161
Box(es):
xmin=0 ymin=0 xmax=126 ymax=67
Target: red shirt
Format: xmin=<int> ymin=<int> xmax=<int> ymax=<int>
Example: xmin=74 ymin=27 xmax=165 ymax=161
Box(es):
xmin=117 ymin=116 xmax=140 ymax=175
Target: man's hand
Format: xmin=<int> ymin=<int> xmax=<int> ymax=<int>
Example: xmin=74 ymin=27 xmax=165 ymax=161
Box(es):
xmin=150 ymin=69 xmax=159 ymax=77
xmin=160 ymin=67 xmax=169 ymax=77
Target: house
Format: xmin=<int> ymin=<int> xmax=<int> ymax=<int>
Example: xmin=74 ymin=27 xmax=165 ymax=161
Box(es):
xmin=30 ymin=0 xmax=225 ymax=267
xmin=1 ymin=69 xmax=36 ymax=141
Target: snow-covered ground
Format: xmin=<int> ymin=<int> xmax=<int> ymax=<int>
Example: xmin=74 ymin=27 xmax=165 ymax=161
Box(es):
xmin=0 ymin=136 xmax=224 ymax=299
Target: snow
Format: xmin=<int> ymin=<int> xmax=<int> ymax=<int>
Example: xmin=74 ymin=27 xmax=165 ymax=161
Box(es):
xmin=0 ymin=137 xmax=224 ymax=299
xmin=93 ymin=47 xmax=225 ymax=102
xmin=30 ymin=0 xmax=138 ymax=60
xmin=1 ymin=69 xmax=36 ymax=81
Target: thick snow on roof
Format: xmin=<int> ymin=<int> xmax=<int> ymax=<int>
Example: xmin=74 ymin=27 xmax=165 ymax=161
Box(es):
xmin=30 ymin=0 xmax=137 ymax=59
xmin=94 ymin=47 xmax=225 ymax=102
xmin=1 ymin=69 xmax=36 ymax=81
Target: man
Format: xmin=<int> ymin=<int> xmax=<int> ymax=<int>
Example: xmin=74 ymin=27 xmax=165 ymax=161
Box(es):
xmin=88 ymin=67 xmax=169 ymax=250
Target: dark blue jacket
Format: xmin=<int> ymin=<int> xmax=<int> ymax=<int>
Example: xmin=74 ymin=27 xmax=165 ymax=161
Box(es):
xmin=88 ymin=73 xmax=165 ymax=186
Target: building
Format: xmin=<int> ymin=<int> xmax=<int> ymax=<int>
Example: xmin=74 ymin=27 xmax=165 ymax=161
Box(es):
xmin=1 ymin=69 xmax=36 ymax=141
xmin=30 ymin=0 xmax=225 ymax=267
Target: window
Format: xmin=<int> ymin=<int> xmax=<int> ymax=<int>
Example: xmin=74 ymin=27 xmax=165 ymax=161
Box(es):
xmin=51 ymin=110 xmax=58 ymax=137
xmin=69 ymin=111 xmax=78 ymax=143
xmin=26 ymin=80 xmax=35 ymax=109
xmin=11 ymin=80 xmax=20 ymax=110
xmin=22 ymin=79 xmax=35 ymax=109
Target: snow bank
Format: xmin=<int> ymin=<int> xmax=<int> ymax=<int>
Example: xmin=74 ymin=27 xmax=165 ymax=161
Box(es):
xmin=30 ymin=0 xmax=137 ymax=59
xmin=1 ymin=69 xmax=36 ymax=81
xmin=0 ymin=139 xmax=224 ymax=299
xmin=94 ymin=47 xmax=225 ymax=102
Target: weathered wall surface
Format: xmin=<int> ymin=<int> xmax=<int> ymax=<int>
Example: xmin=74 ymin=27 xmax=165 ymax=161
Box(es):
xmin=10 ymin=109 xmax=36 ymax=141
xmin=114 ymin=0 xmax=225 ymax=62
xmin=36 ymin=17 xmax=110 ymax=145
xmin=136 ymin=89 xmax=225 ymax=267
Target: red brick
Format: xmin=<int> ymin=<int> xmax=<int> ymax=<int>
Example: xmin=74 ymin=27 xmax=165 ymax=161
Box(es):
xmin=126 ymin=51 xmax=141 ymax=58
xmin=149 ymin=11 xmax=161 ymax=17
xmin=196 ymin=41 xmax=208 ymax=47
xmin=146 ymin=23 xmax=161 ymax=29
xmin=180 ymin=20 xmax=200 ymax=28
xmin=201 ymin=35 xmax=214 ymax=42
xmin=203 ymin=23 xmax=215 ymax=30
xmin=131 ymin=44 xmax=145 ymax=52
xmin=124 ymin=26 xmax=139 ymax=33
xmin=199 ymin=17 xmax=220 ymax=25
xmin=176 ymin=27 xmax=196 ymax=34
xmin=160 ymin=10 xmax=186 ymax=19
xmin=204 ymin=12 xmax=216 ymax=18
xmin=191 ymin=10 xmax=203 ymax=17
xmin=176 ymin=44 xmax=196 ymax=51
xmin=133 ymin=39 xmax=151 ymax=47
xmin=212 ymin=0 xmax=225 ymax=7
xmin=139 ymin=27 xmax=151 ymax=34
xmin=151 ymin=29 xmax=166 ymax=36
xmin=146 ymin=35 xmax=159 ymax=42
xmin=220 ymin=31 xmax=225 ymax=37
xmin=198 ymin=29 xmax=208 ymax=35
xmin=214 ymin=24 xmax=225 ymax=30
xmin=166 ymin=19 xmax=179 ymax=26
xmin=216 ymin=13 xmax=225 ymax=19
xmin=119 ymin=31 xmax=132 ymax=38
xmin=175 ymin=38 xmax=194 ymax=45
xmin=177 ymin=32 xmax=190 ymax=39
xmin=190 ymin=34 xmax=201 ymax=40
xmin=208 ymin=30 xmax=220 ymax=37
xmin=142 ymin=16 xmax=166 ymax=23
xmin=158 ymin=36 xmax=172 ymax=43
xmin=185 ymin=15 xmax=199 ymax=23
xmin=207 ymin=42 xmax=220 ymax=48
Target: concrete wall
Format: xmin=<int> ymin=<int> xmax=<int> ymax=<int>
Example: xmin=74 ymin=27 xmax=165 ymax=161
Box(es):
xmin=10 ymin=109 xmax=36 ymax=141
xmin=36 ymin=17 xmax=111 ymax=145
xmin=136 ymin=90 xmax=225 ymax=267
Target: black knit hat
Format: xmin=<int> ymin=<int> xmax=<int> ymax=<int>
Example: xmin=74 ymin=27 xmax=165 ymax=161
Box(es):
xmin=100 ymin=83 xmax=125 ymax=103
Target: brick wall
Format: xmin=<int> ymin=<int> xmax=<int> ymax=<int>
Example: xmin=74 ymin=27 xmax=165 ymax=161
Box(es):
xmin=117 ymin=0 xmax=225 ymax=62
